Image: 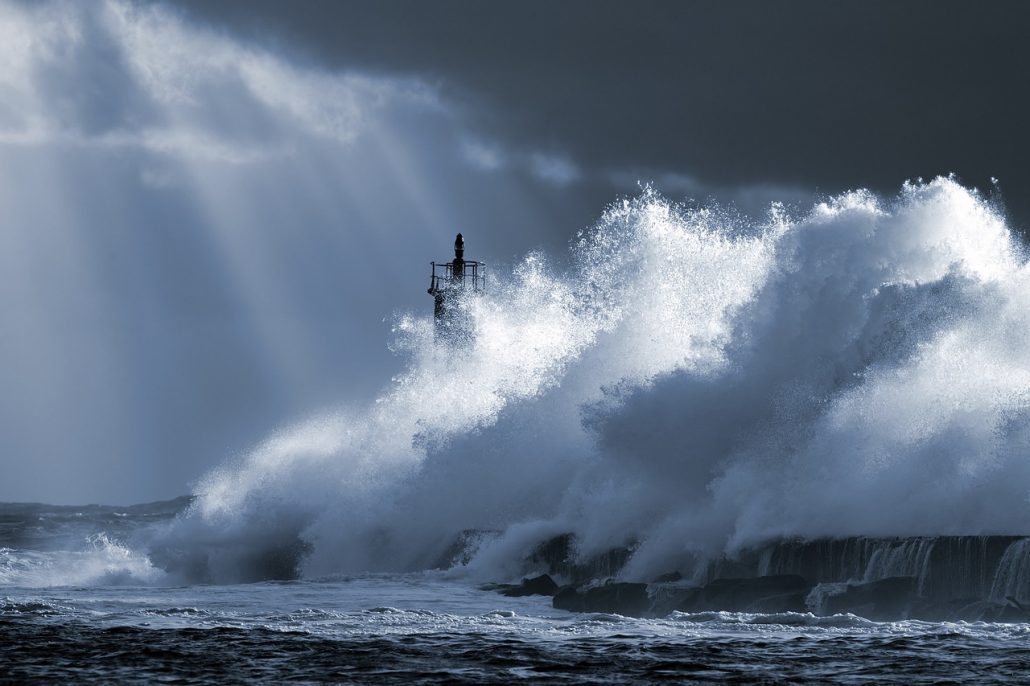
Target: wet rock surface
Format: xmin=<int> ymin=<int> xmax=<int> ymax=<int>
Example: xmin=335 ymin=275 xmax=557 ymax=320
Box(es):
xmin=820 ymin=576 xmax=917 ymax=620
xmin=689 ymin=575 xmax=810 ymax=612
xmin=479 ymin=533 xmax=1030 ymax=622
xmin=497 ymin=574 xmax=559 ymax=597
xmin=552 ymin=582 xmax=650 ymax=616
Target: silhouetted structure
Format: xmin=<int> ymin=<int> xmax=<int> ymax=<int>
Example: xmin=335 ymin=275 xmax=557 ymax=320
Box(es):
xmin=428 ymin=233 xmax=485 ymax=338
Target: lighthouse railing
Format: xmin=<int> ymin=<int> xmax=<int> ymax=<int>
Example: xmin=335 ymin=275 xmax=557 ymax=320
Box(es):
xmin=429 ymin=260 xmax=486 ymax=292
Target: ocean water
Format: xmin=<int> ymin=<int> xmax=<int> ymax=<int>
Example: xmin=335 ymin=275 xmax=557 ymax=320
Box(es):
xmin=4 ymin=503 xmax=1030 ymax=682
xmin=6 ymin=179 xmax=1030 ymax=681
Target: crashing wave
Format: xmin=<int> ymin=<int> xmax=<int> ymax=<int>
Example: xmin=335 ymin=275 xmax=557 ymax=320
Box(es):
xmin=151 ymin=178 xmax=1030 ymax=587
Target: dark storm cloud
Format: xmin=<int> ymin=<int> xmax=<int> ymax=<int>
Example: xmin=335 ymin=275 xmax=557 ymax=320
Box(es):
xmin=164 ymin=0 xmax=1030 ymax=229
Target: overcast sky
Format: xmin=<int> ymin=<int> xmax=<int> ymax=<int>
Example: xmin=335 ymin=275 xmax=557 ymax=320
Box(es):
xmin=2 ymin=0 xmax=1028 ymax=504
xmin=169 ymin=0 xmax=1030 ymax=226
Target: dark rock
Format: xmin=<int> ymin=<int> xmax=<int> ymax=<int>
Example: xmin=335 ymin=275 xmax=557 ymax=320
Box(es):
xmin=886 ymin=594 xmax=1030 ymax=623
xmin=236 ymin=538 xmax=312 ymax=582
xmin=556 ymin=575 xmax=812 ymax=617
xmin=500 ymin=574 xmax=559 ymax=597
xmin=994 ymin=602 xmax=1030 ymax=622
xmin=1006 ymin=595 xmax=1030 ymax=612
xmin=527 ymin=534 xmax=635 ymax=583
xmin=681 ymin=575 xmax=811 ymax=612
xmin=746 ymin=536 xmax=1022 ymax=604
xmin=653 ymin=571 xmax=682 ymax=583
xmin=746 ymin=591 xmax=809 ymax=613
xmin=553 ymin=585 xmax=585 ymax=613
xmin=576 ymin=547 xmax=635 ymax=582
xmin=529 ymin=534 xmax=575 ymax=578
xmin=909 ymin=596 xmax=982 ymax=621
xmin=553 ymin=581 xmax=650 ymax=617
xmin=822 ymin=576 xmax=917 ymax=620
xmin=434 ymin=529 xmax=498 ymax=569
xmin=945 ymin=598 xmax=1030 ymax=623
xmin=648 ymin=585 xmax=700 ymax=617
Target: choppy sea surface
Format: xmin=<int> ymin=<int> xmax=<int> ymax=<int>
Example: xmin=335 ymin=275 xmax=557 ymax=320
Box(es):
xmin=3 ymin=502 xmax=1030 ymax=684
xmin=8 ymin=577 xmax=1030 ymax=684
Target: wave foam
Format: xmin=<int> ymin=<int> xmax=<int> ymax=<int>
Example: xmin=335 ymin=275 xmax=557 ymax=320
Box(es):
xmin=156 ymin=178 xmax=1030 ymax=583
xmin=1 ymin=534 xmax=163 ymax=587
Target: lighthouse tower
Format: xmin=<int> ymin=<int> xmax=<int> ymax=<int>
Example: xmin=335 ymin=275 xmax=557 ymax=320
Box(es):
xmin=428 ymin=233 xmax=485 ymax=338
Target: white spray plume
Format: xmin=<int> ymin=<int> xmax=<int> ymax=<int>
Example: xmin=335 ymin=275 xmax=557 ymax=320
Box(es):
xmin=158 ymin=178 xmax=1030 ymax=583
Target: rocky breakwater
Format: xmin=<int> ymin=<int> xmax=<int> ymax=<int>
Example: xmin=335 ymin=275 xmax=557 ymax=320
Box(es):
xmin=480 ymin=534 xmax=1030 ymax=621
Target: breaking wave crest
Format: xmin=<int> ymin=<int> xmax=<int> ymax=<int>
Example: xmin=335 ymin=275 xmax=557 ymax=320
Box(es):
xmin=154 ymin=177 xmax=1030 ymax=584
xmin=1 ymin=533 xmax=163 ymax=587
